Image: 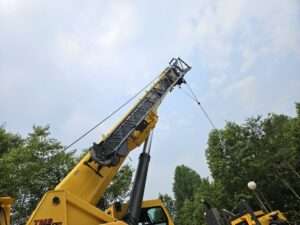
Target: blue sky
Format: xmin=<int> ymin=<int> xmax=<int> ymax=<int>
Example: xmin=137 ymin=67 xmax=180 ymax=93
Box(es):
xmin=1 ymin=0 xmax=300 ymax=198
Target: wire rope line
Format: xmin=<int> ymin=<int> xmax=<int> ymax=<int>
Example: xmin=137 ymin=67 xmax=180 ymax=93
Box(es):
xmin=186 ymin=83 xmax=218 ymax=130
xmin=64 ymin=73 xmax=162 ymax=151
xmin=181 ymin=82 xmax=226 ymax=152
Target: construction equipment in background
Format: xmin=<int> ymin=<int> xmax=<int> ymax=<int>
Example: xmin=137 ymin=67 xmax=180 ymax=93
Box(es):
xmin=204 ymin=200 xmax=289 ymax=225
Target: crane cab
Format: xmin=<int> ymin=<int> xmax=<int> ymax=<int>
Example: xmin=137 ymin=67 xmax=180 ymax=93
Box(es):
xmin=106 ymin=199 xmax=174 ymax=225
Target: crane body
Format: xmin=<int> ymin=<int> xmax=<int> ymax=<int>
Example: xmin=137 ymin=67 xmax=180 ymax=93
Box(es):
xmin=23 ymin=58 xmax=191 ymax=225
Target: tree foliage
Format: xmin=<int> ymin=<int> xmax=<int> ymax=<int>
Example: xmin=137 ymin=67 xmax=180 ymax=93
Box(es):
xmin=171 ymin=103 xmax=300 ymax=225
xmin=99 ymin=164 xmax=133 ymax=209
xmin=159 ymin=193 xmax=176 ymax=218
xmin=0 ymin=126 xmax=134 ymax=225
xmin=173 ymin=165 xmax=221 ymax=225
xmin=0 ymin=126 xmax=23 ymax=157
xmin=0 ymin=126 xmax=76 ymax=225
xmin=172 ymin=166 xmax=224 ymax=225
xmin=173 ymin=165 xmax=201 ymax=212
xmin=206 ymin=105 xmax=300 ymax=221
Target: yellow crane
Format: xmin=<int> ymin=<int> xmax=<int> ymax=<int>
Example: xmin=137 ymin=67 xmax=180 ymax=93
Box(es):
xmin=0 ymin=58 xmax=191 ymax=225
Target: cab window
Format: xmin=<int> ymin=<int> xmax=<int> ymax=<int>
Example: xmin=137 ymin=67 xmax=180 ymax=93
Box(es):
xmin=139 ymin=207 xmax=168 ymax=225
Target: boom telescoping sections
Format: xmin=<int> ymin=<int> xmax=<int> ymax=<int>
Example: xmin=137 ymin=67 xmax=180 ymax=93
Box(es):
xmin=91 ymin=57 xmax=191 ymax=166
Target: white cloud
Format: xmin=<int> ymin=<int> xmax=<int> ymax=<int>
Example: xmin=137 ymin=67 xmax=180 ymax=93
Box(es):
xmin=177 ymin=0 xmax=300 ymax=76
xmin=238 ymin=0 xmax=300 ymax=72
xmin=209 ymin=73 xmax=228 ymax=89
xmin=0 ymin=0 xmax=21 ymax=15
xmin=225 ymin=76 xmax=257 ymax=105
xmin=176 ymin=0 xmax=246 ymax=73
xmin=53 ymin=1 xmax=139 ymax=70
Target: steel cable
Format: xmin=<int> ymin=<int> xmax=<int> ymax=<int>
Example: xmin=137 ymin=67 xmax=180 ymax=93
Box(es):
xmin=64 ymin=73 xmax=162 ymax=151
xmin=181 ymin=82 xmax=226 ymax=152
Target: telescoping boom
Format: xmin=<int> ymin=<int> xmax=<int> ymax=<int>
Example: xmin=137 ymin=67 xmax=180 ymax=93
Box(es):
xmin=25 ymin=58 xmax=191 ymax=225
xmin=91 ymin=57 xmax=191 ymax=167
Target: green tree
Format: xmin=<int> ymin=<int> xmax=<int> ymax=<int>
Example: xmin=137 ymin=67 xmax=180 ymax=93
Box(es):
xmin=206 ymin=103 xmax=300 ymax=222
xmin=173 ymin=165 xmax=201 ymax=212
xmin=0 ymin=126 xmax=23 ymax=157
xmin=99 ymin=164 xmax=134 ymax=209
xmin=173 ymin=103 xmax=300 ymax=225
xmin=174 ymin=175 xmax=223 ymax=225
xmin=0 ymin=126 xmax=135 ymax=225
xmin=173 ymin=165 xmax=203 ymax=225
xmin=0 ymin=126 xmax=76 ymax=225
xmin=159 ymin=193 xmax=176 ymax=218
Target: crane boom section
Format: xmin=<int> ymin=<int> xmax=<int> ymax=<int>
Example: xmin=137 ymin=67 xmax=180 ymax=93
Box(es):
xmin=55 ymin=58 xmax=191 ymax=205
xmin=55 ymin=113 xmax=158 ymax=205
xmin=91 ymin=58 xmax=191 ymax=166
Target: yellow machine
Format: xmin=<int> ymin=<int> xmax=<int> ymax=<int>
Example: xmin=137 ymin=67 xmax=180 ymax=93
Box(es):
xmin=0 ymin=58 xmax=191 ymax=225
xmin=230 ymin=210 xmax=287 ymax=225
xmin=0 ymin=197 xmax=14 ymax=225
xmin=204 ymin=200 xmax=289 ymax=225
